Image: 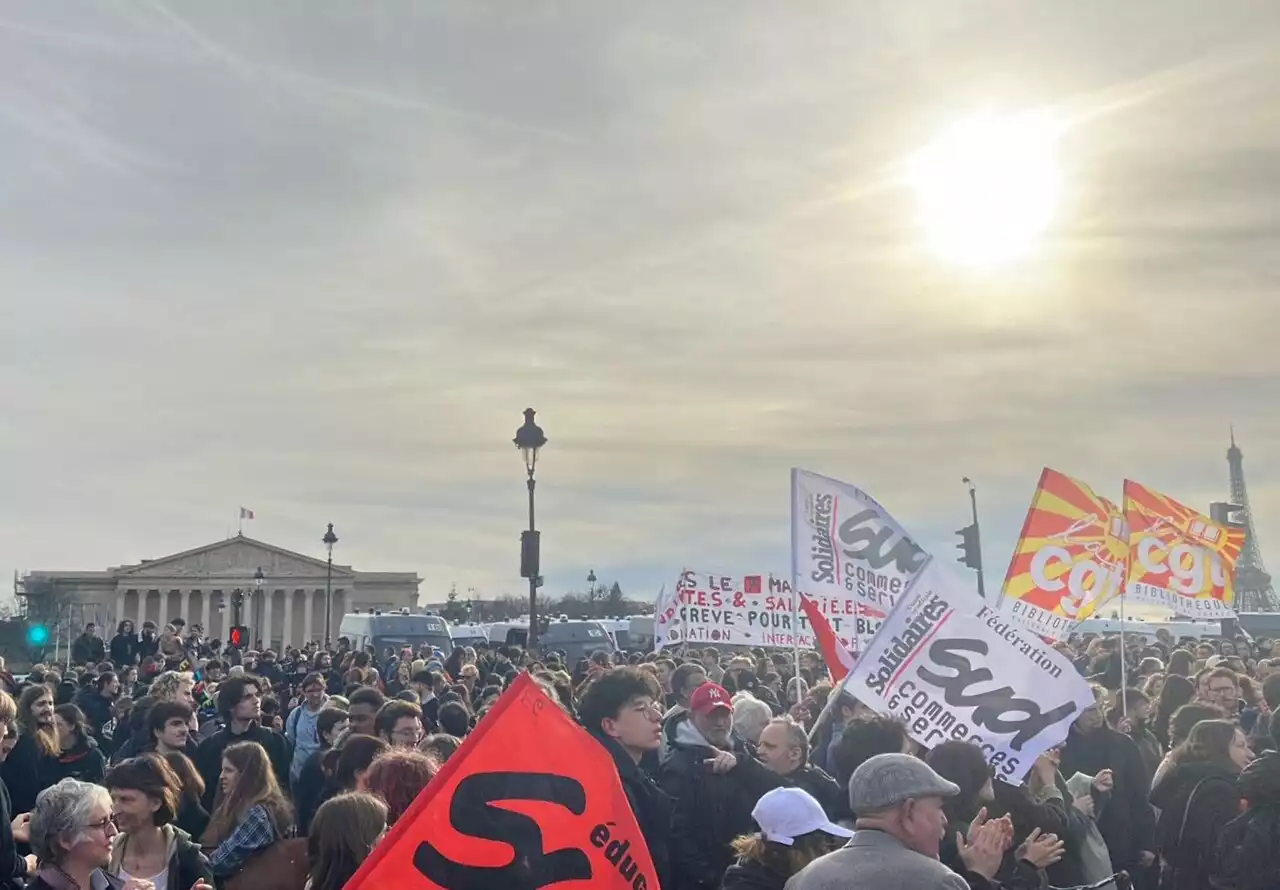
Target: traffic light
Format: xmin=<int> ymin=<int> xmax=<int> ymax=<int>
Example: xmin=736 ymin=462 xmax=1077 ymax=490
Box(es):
xmin=228 ymin=626 xmax=249 ymax=650
xmin=25 ymin=622 xmax=50 ymax=660
xmin=520 ymin=530 xmax=541 ymax=579
xmin=956 ymin=523 xmax=982 ymax=571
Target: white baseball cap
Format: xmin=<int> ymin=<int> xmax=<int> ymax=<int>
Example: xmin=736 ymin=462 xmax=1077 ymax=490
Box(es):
xmin=751 ymin=787 xmax=854 ymax=846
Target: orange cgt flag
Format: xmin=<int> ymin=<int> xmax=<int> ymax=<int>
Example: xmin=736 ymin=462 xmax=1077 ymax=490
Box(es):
xmin=1124 ymin=479 xmax=1245 ymax=619
xmin=343 ymin=671 xmax=658 ymax=890
xmin=997 ymin=468 xmax=1129 ymax=638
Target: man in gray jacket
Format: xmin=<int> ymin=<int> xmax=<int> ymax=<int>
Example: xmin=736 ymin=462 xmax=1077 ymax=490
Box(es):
xmin=786 ymin=753 xmax=1006 ymax=890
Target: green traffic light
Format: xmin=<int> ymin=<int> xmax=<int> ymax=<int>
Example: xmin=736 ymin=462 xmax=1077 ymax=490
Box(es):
xmin=27 ymin=624 xmax=50 ymax=646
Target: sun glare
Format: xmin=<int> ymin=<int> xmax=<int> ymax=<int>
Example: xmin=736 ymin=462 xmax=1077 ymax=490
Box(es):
xmin=908 ymin=111 xmax=1063 ymax=268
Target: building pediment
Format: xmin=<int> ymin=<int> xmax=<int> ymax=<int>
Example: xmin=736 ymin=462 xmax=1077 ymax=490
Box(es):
xmin=115 ymin=535 xmax=353 ymax=580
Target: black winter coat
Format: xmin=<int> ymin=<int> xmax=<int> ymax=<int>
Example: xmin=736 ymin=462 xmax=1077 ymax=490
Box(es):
xmin=72 ymin=634 xmax=106 ymax=665
xmin=1150 ymin=759 xmax=1240 ymax=890
xmin=591 ymin=731 xmax=674 ymax=890
xmin=0 ymin=777 xmax=32 ymax=889
xmin=782 ymin=764 xmax=844 ymax=822
xmin=73 ymin=690 xmax=114 ymax=738
xmin=721 ymin=855 xmax=790 ymax=890
xmin=658 ymin=720 xmax=783 ymax=890
xmin=193 ymin=722 xmax=293 ymax=810
xmin=0 ymin=733 xmax=58 ymax=815
xmin=110 ymin=633 xmax=137 ymax=667
xmin=1217 ymin=750 xmax=1280 ymax=890
xmin=1060 ymin=724 xmax=1155 ymax=872
xmin=47 ymin=737 xmax=107 ymax=785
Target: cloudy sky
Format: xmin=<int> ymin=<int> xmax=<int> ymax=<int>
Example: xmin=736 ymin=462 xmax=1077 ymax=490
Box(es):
xmin=2 ymin=1 xmax=1277 ymax=608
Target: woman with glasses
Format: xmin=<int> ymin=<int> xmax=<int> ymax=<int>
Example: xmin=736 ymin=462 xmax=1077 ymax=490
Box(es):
xmin=104 ymin=753 xmax=215 ymax=890
xmin=25 ymin=778 xmax=119 ymax=890
xmin=202 ymin=740 xmax=295 ymax=880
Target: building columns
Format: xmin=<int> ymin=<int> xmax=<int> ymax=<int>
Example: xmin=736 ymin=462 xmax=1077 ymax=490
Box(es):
xmin=179 ymin=590 xmax=191 ymax=626
xmin=115 ymin=591 xmax=126 ymax=630
xmin=262 ymin=589 xmax=273 ymax=650
xmin=282 ymin=590 xmax=294 ymax=649
xmin=200 ymin=590 xmax=211 ymax=637
xmin=303 ymin=590 xmax=314 ymax=645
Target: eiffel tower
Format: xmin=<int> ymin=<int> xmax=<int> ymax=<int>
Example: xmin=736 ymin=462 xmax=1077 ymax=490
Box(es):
xmin=1228 ymin=429 xmax=1279 ymax=612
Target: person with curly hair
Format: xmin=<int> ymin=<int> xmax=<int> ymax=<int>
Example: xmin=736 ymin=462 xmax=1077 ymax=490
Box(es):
xmin=363 ymin=749 xmax=437 ymax=825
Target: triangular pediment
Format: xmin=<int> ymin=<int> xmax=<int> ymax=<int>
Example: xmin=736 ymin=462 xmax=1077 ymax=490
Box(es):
xmin=115 ymin=536 xmax=353 ymax=579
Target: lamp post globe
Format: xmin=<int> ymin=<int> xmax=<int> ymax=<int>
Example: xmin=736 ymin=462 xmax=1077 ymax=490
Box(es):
xmin=322 ymin=523 xmax=339 ymax=645
xmin=514 ymin=409 xmax=547 ymax=650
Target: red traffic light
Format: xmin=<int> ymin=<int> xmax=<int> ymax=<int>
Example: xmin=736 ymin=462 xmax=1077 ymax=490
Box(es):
xmin=228 ymin=626 xmax=248 ymax=648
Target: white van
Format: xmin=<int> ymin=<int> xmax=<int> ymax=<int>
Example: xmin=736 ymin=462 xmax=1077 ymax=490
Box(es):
xmin=339 ymin=611 xmax=454 ymax=656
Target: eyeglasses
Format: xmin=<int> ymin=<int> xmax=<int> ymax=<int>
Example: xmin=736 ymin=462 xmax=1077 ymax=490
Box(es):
xmin=85 ymin=817 xmax=116 ymax=834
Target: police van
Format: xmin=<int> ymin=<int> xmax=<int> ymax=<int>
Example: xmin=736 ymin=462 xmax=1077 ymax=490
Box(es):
xmin=493 ymin=618 xmax=616 ymax=664
xmin=339 ymin=610 xmax=454 ymax=656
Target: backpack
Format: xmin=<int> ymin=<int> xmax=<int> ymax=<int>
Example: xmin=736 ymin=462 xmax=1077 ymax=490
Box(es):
xmin=1215 ymin=803 xmax=1280 ymax=890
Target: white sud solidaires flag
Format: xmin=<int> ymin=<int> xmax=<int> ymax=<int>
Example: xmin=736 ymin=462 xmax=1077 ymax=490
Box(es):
xmin=847 ymin=560 xmax=1095 ymax=783
xmin=790 ymin=468 xmax=931 ymax=654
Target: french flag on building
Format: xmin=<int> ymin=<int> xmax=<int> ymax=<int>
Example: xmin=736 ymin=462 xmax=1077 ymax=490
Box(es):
xmin=239 ymin=507 xmax=255 ymax=520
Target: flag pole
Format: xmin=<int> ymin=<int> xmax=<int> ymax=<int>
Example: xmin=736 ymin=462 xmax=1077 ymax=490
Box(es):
xmin=789 ymin=469 xmax=803 ymax=704
xmin=1118 ymin=586 xmax=1129 ymax=716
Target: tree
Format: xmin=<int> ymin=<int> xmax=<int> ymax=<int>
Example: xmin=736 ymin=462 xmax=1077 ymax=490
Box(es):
xmin=442 ymin=584 xmax=466 ymax=623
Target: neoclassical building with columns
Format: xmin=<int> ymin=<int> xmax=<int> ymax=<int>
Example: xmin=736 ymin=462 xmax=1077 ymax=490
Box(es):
xmin=21 ymin=535 xmax=421 ymax=650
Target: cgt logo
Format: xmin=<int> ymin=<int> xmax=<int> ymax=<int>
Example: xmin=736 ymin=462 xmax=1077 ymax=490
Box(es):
xmin=415 ymin=771 xmax=653 ymax=890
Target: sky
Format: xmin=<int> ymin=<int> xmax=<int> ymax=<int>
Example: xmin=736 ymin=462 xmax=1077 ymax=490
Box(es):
xmin=2 ymin=1 xmax=1278 ymax=609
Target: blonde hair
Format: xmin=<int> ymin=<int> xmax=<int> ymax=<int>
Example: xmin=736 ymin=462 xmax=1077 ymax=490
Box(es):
xmin=150 ymin=671 xmax=194 ymax=702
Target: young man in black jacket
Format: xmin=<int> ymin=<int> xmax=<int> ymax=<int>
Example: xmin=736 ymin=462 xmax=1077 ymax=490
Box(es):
xmin=193 ymin=675 xmax=292 ymax=810
xmin=71 ymin=624 xmax=106 ymax=666
xmin=580 ymin=667 xmax=673 ymax=890
xmin=1059 ymin=689 xmax=1156 ymax=882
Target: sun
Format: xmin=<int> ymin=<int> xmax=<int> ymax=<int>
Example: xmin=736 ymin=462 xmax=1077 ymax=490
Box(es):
xmin=908 ymin=111 xmax=1064 ymax=268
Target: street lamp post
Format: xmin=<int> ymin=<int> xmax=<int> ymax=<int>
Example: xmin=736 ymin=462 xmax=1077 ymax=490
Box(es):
xmin=962 ymin=477 xmax=987 ymax=599
xmin=322 ymin=523 xmax=338 ymax=645
xmin=514 ymin=408 xmax=547 ymax=650
xmin=253 ymin=567 xmax=264 ymax=647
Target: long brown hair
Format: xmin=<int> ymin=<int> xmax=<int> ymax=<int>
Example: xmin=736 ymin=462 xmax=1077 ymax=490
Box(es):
xmin=18 ymin=684 xmax=58 ymax=757
xmin=730 ymin=830 xmax=840 ymax=876
xmin=1170 ymin=719 xmax=1243 ymax=771
xmin=161 ymin=751 xmax=205 ymax=812
xmin=204 ymin=741 xmax=294 ymax=845
xmin=308 ymin=792 xmax=387 ymax=890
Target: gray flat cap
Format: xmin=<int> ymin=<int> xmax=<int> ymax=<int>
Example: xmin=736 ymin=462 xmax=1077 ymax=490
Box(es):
xmin=848 ymin=752 xmax=960 ymax=813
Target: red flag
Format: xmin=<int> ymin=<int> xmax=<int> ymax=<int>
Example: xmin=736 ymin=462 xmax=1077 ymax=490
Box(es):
xmin=344 ymin=672 xmax=657 ymax=890
xmin=800 ymin=594 xmax=856 ymax=682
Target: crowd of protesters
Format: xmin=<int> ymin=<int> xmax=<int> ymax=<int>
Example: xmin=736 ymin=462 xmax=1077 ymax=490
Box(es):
xmin=2 ymin=620 xmax=1280 ymax=889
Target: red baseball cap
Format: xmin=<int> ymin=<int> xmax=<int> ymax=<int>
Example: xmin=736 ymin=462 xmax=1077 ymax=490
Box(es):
xmin=689 ymin=682 xmax=732 ymax=715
